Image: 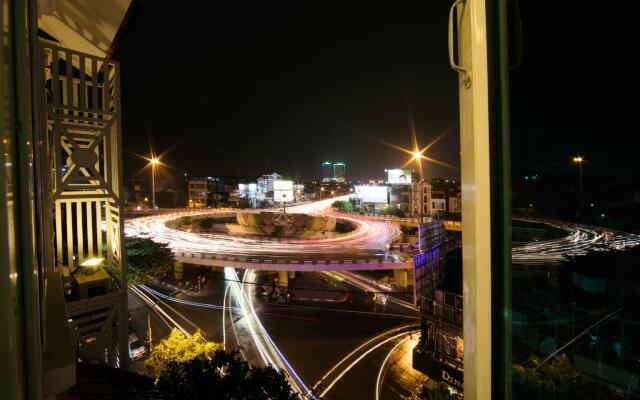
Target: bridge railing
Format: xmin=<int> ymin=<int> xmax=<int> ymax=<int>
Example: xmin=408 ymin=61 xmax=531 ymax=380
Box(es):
xmin=174 ymin=251 xmax=407 ymax=266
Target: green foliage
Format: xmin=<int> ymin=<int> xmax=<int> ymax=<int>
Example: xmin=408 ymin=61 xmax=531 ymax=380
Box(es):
xmin=196 ymin=217 xmax=215 ymax=231
xmin=271 ymin=225 xmax=284 ymax=237
xmin=144 ymin=329 xmax=222 ymax=379
xmin=513 ymin=354 xmax=612 ymax=399
xmin=125 ymin=237 xmax=174 ymax=286
xmin=379 ymin=204 xmax=405 ymax=217
xmin=418 ymin=382 xmax=462 ymax=400
xmin=362 ymin=204 xmax=371 ymax=214
xmin=157 ymin=350 xmax=299 ymax=400
xmin=332 ymin=200 xmax=354 ymax=213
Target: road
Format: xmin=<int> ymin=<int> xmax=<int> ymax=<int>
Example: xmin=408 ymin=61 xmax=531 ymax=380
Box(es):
xmin=125 ymin=200 xmax=640 ymax=398
xmin=124 ymin=197 xmax=402 ymax=262
xmin=513 ymin=219 xmax=640 ymax=265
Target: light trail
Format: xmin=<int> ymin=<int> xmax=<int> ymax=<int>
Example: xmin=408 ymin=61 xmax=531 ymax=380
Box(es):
xmin=312 ymin=324 xmax=418 ymax=390
xmin=124 ymin=197 xmax=401 ymax=262
xmin=513 ymin=219 xmax=640 ymax=265
xmin=137 ymin=285 xmax=205 ymax=335
xmin=375 ymin=334 xmax=415 ymax=400
xmin=225 ymin=267 xmax=316 ymax=399
xmin=140 ymin=283 xmax=417 ymax=320
xmin=222 ymin=282 xmax=230 ymax=350
xmin=131 ymin=285 xmax=191 ymax=336
xmin=317 ymin=329 xmax=419 ymax=398
xmin=225 ymin=268 xmax=273 ymax=366
xmin=327 ymin=271 xmax=418 ymax=312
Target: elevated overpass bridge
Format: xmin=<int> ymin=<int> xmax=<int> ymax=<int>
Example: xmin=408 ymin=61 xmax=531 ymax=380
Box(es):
xmin=174 ymin=251 xmax=410 ymax=272
xmin=125 ymin=198 xmax=416 ymax=277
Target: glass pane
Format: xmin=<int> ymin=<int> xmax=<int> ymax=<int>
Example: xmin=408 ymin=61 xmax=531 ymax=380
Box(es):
xmin=508 ymin=3 xmax=639 ymax=399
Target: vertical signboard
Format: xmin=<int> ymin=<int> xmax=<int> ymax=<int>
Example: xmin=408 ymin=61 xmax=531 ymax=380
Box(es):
xmin=414 ymin=221 xmax=446 ymax=303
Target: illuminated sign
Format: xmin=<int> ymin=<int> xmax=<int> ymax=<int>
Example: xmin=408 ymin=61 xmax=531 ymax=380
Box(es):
xmin=354 ymin=185 xmax=388 ymax=203
xmin=239 ymin=183 xmax=257 ymax=197
xmin=274 ymin=190 xmax=294 ymax=202
xmin=273 ymin=180 xmax=293 ymax=191
xmin=387 ymin=169 xmax=412 ymax=184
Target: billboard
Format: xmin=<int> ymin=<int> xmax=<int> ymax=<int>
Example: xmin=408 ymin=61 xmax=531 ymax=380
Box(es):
xmin=238 ymin=183 xmax=257 ymax=197
xmin=387 ymin=169 xmax=412 ymax=184
xmin=274 ymin=180 xmax=293 ymax=202
xmin=273 ymin=180 xmax=293 ymax=191
xmin=354 ymin=185 xmax=388 ymax=203
xmin=274 ymin=190 xmax=294 ymax=202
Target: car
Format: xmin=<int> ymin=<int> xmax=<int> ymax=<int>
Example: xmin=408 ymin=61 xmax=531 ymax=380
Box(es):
xmin=128 ymin=333 xmax=146 ymax=361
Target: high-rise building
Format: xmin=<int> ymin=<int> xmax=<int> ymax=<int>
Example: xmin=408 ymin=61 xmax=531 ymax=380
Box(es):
xmin=322 ymin=161 xmax=333 ymax=182
xmin=333 ymin=162 xmax=346 ymax=182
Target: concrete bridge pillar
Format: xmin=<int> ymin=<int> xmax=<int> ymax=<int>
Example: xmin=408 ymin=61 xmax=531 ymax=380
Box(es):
xmin=394 ymin=268 xmax=412 ymax=290
xmin=278 ymin=271 xmax=289 ymax=287
xmin=174 ymin=260 xmax=184 ymax=280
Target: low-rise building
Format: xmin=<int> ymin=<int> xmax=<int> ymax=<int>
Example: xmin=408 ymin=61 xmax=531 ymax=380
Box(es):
xmin=188 ymin=177 xmax=211 ymax=208
xmin=390 ymin=181 xmax=433 ymax=217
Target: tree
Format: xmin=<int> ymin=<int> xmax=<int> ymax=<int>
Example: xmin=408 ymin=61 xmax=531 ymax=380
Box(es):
xmin=125 ymin=237 xmax=175 ymax=286
xmin=331 ymin=200 xmax=354 ymax=213
xmin=512 ymin=354 xmax=612 ymax=399
xmin=197 ymin=217 xmax=215 ymax=231
xmin=380 ymin=204 xmax=405 ymax=217
xmin=419 ymin=382 xmax=462 ymax=400
xmin=144 ymin=329 xmax=222 ymax=379
xmin=156 ymin=350 xmax=300 ymax=400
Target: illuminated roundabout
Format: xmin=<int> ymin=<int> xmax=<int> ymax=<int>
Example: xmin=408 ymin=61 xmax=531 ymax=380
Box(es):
xmin=128 ymin=205 xmax=640 ymax=399
xmin=512 ymin=219 xmax=640 ymax=266
xmin=125 ymin=196 xmax=408 ymax=272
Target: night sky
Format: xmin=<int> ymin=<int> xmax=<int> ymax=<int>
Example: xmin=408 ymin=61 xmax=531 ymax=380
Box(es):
xmin=114 ymin=2 xmax=638 ymax=184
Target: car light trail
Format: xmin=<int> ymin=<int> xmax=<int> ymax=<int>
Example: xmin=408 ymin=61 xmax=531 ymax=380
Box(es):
xmin=327 ymin=271 xmax=418 ymax=312
xmin=512 ymin=219 xmax=640 ymax=265
xmin=222 ymin=282 xmax=230 ymax=350
xmin=124 ymin=197 xmax=401 ymax=262
xmin=375 ymin=334 xmax=415 ymax=400
xmin=140 ymin=284 xmax=236 ymax=311
xmin=131 ymin=285 xmax=191 ymax=336
xmin=225 ymin=267 xmax=274 ymax=366
xmin=225 ymin=267 xmax=316 ymax=399
xmin=317 ymin=329 xmax=419 ymax=398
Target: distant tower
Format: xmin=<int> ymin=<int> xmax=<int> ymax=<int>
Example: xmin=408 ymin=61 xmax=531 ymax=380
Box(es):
xmin=333 ymin=162 xmax=346 ymax=182
xmin=322 ymin=161 xmax=333 ymax=182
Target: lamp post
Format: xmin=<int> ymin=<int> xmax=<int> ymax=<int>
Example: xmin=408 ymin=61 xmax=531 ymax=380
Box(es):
xmin=320 ymin=186 xmax=325 ymax=200
xmin=150 ymin=157 xmax=159 ymax=209
xmin=282 ymin=194 xmax=287 ymax=214
xmin=573 ymin=156 xmax=584 ymax=219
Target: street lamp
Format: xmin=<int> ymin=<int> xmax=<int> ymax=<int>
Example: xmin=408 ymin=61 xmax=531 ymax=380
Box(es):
xmin=282 ymin=194 xmax=287 ymax=214
xmin=320 ymin=186 xmax=325 ymax=200
xmin=573 ymin=156 xmax=584 ymax=219
xmin=150 ymin=157 xmax=159 ymax=209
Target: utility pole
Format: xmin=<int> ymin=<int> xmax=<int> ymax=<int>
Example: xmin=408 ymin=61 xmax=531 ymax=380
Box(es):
xmin=573 ymin=156 xmax=584 ymax=220
xmin=147 ymin=313 xmax=153 ymax=352
xmin=150 ymin=157 xmax=159 ymax=210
